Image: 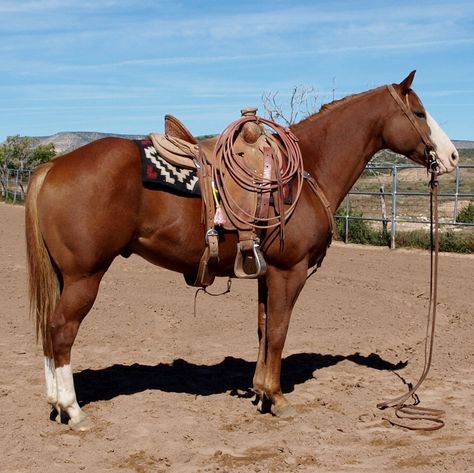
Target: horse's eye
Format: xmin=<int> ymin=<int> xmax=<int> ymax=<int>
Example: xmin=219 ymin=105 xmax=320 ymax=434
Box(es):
xmin=415 ymin=111 xmax=426 ymax=119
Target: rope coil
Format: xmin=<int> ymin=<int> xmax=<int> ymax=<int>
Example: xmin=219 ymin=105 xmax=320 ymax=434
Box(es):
xmin=212 ymin=115 xmax=304 ymax=230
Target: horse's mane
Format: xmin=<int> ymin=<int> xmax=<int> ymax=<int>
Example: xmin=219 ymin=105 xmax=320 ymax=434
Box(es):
xmin=297 ymin=85 xmax=386 ymax=125
xmin=318 ymin=93 xmax=361 ymax=114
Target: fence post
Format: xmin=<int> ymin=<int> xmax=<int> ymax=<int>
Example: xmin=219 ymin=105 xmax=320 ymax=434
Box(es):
xmin=390 ymin=166 xmax=398 ymax=249
xmin=379 ymin=184 xmax=387 ymax=235
xmin=13 ymin=169 xmax=19 ymax=204
xmin=6 ymin=169 xmax=10 ymax=202
xmin=453 ymin=165 xmax=460 ymax=222
xmin=0 ymin=168 xmax=5 ymax=198
xmin=345 ymin=194 xmax=350 ymax=243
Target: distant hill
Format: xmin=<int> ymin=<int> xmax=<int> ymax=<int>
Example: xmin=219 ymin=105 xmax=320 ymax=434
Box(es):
xmin=453 ymin=140 xmax=474 ymax=149
xmin=6 ymin=132 xmax=474 ymax=155
xmin=30 ymin=131 xmax=146 ymax=154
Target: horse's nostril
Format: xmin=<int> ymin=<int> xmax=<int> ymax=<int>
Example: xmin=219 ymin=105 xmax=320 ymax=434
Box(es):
xmin=451 ymin=151 xmax=459 ymax=162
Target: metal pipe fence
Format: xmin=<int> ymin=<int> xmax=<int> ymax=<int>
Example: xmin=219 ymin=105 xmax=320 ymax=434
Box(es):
xmin=2 ymin=164 xmax=473 ymax=249
xmin=1 ymin=168 xmax=32 ymax=204
xmin=337 ymin=163 xmax=474 ymax=248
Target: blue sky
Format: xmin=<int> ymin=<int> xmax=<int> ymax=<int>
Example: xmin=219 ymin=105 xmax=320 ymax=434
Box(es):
xmin=0 ymin=0 xmax=473 ymax=142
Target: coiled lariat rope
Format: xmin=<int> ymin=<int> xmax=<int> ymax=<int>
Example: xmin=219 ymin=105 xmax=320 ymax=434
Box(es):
xmin=212 ymin=115 xmax=304 ymax=231
xmin=377 ymin=170 xmax=445 ymax=431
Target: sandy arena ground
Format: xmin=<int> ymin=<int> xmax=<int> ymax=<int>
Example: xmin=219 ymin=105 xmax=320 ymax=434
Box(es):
xmin=1 ymin=202 xmax=473 ymax=472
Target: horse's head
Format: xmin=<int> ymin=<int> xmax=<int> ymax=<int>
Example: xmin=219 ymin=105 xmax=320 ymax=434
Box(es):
xmin=382 ymin=70 xmax=458 ymax=174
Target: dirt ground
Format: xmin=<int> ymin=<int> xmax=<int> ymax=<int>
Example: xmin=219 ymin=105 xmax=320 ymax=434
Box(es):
xmin=1 ymin=201 xmax=473 ymax=473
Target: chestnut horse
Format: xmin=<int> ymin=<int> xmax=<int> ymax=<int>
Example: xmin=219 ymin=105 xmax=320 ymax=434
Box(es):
xmin=25 ymin=71 xmax=458 ymax=430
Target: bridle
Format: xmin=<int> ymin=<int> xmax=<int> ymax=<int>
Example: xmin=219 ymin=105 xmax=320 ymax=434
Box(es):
xmin=387 ymin=84 xmax=440 ymax=174
xmin=378 ymin=85 xmax=445 ymax=430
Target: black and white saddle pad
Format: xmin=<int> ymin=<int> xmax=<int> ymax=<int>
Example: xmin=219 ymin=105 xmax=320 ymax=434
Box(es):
xmin=136 ymin=139 xmax=200 ymax=195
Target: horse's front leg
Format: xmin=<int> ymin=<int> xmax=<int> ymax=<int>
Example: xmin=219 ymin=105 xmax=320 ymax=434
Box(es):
xmin=255 ymin=259 xmax=308 ymax=417
xmin=252 ymin=277 xmax=269 ymax=411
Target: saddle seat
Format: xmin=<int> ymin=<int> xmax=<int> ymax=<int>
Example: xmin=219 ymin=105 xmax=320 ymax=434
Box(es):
xmin=149 ymin=115 xmax=218 ymax=170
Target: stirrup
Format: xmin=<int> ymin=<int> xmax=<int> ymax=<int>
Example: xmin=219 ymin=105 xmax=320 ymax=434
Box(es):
xmin=234 ymin=241 xmax=267 ymax=278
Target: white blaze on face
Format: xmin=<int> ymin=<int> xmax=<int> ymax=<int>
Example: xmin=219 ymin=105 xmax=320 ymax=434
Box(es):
xmin=426 ymin=112 xmax=459 ymax=174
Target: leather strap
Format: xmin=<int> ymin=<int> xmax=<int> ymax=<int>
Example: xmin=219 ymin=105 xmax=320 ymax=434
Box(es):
xmin=303 ymin=172 xmax=336 ymax=246
xmin=190 ymin=154 xmax=219 ymax=287
xmin=377 ymin=173 xmax=445 ymax=430
xmin=387 ymin=85 xmax=434 ymax=158
xmin=257 ymin=146 xmax=273 ymax=222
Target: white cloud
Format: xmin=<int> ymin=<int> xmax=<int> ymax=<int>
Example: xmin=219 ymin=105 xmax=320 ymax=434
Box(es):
xmin=316 ymin=37 xmax=474 ymax=54
xmin=1 ymin=0 xmax=473 ymax=140
xmin=0 ymin=0 xmax=147 ymax=13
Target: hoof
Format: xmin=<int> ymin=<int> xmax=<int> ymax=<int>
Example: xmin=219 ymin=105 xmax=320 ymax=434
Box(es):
xmin=69 ymin=414 xmax=93 ymax=432
xmin=271 ymin=403 xmax=297 ymax=418
xmin=253 ymin=394 xmax=272 ymax=414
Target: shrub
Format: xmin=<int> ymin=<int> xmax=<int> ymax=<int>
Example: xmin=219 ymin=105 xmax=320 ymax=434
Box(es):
xmin=457 ymin=201 xmax=474 ymax=223
xmin=335 ymin=207 xmax=389 ymax=246
xmin=439 ymin=230 xmax=474 ymax=253
xmin=395 ymin=230 xmax=430 ymax=250
xmin=336 ymin=205 xmax=473 ymax=254
xmin=395 ymin=229 xmax=473 ymax=253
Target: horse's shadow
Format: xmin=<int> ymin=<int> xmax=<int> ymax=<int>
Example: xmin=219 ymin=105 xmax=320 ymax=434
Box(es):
xmin=74 ymin=352 xmax=406 ymax=407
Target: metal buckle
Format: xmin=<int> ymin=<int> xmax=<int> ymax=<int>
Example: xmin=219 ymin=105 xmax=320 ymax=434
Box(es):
xmin=205 ymin=228 xmax=219 ymax=244
xmin=424 ymin=146 xmax=439 ymax=174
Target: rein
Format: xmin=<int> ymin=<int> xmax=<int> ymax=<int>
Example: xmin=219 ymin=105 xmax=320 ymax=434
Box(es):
xmin=377 ymin=87 xmax=445 ymax=430
xmin=377 ymin=172 xmax=444 ymax=430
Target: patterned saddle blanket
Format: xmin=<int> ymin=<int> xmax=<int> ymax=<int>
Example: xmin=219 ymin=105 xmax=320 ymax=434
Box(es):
xmin=135 ymin=139 xmax=200 ymax=195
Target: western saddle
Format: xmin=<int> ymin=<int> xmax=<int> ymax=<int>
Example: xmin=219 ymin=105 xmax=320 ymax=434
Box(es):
xmin=150 ymin=109 xmax=305 ymax=287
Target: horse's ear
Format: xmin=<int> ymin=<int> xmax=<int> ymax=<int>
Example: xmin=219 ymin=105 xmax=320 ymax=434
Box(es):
xmin=399 ymin=70 xmax=416 ymax=94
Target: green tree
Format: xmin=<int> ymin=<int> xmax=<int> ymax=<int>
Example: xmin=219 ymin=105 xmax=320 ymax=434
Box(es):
xmin=0 ymin=135 xmax=56 ymax=169
xmin=29 ymin=143 xmax=56 ymax=168
xmin=0 ymin=135 xmax=31 ymax=169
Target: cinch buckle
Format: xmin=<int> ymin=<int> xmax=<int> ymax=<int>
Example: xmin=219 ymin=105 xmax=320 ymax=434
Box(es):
xmin=205 ymin=228 xmax=219 ymax=244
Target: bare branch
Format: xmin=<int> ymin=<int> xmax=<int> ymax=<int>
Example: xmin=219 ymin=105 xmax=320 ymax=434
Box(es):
xmin=261 ymin=85 xmax=319 ymax=125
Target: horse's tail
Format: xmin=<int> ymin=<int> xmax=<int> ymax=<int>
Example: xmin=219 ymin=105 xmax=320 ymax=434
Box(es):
xmin=25 ymin=162 xmax=58 ymax=357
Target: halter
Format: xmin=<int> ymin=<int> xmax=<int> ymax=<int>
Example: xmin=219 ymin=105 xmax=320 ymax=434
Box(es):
xmin=387 ymin=85 xmax=440 ymax=174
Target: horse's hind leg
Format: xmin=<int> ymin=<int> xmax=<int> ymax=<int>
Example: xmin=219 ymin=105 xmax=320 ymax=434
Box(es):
xmin=46 ymin=272 xmax=104 ymax=431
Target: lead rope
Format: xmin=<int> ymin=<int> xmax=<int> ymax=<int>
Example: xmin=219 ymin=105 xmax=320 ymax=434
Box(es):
xmin=377 ymin=169 xmax=445 ymax=431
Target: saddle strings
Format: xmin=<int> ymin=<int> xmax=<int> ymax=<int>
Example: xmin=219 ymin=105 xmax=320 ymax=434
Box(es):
xmin=376 ymin=171 xmax=445 ymax=431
